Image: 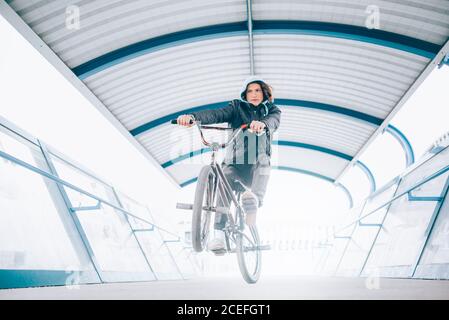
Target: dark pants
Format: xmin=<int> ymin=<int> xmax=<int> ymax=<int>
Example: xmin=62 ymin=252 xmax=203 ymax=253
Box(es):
xmin=214 ymin=163 xmax=271 ymax=229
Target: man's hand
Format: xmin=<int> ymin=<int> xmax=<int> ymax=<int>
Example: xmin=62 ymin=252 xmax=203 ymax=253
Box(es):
xmin=177 ymin=114 xmax=195 ymax=127
xmin=250 ymin=120 xmax=266 ymax=133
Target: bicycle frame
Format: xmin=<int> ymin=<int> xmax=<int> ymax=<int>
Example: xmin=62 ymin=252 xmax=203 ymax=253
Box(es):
xmin=195 ymin=122 xmax=249 ymax=236
xmin=174 ymin=119 xmax=267 ymax=252
xmin=174 ymin=119 xmax=268 ymax=282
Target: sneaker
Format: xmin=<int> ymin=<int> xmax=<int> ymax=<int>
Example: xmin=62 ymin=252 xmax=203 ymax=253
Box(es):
xmin=207 ymin=230 xmax=226 ymax=255
xmin=241 ymin=191 xmax=258 ymax=226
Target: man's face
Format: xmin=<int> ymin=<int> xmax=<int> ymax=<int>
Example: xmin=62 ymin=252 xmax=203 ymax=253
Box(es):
xmin=246 ymin=83 xmax=263 ymax=106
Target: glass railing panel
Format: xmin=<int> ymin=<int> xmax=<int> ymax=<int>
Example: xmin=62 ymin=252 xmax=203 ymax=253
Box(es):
xmin=414 ymin=195 xmax=449 ymax=278
xmin=360 ymin=178 xmax=400 ymax=224
xmin=335 ymin=226 xmax=379 ymax=276
xmin=115 ymin=193 xmax=182 ymax=279
xmin=397 ymin=146 xmax=449 ymax=196
xmin=413 ymin=171 xmax=449 ymax=278
xmin=164 ymin=241 xmax=197 ymax=279
xmin=134 ymin=232 xmax=183 ymax=280
xmin=47 ymin=154 xmax=154 ymax=279
xmin=0 ymin=150 xmax=94 ymax=274
xmin=74 ymin=204 xmax=154 ymax=277
xmin=319 ymin=237 xmax=351 ymax=275
xmin=361 ymin=171 xmax=449 ymax=278
xmin=116 ymin=192 xmax=153 ymax=230
xmin=49 ymin=152 xmax=118 ymax=207
xmin=0 ymin=126 xmax=50 ymax=174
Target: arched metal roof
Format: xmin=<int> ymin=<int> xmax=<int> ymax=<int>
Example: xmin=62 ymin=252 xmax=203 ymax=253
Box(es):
xmin=2 ymin=0 xmax=449 ymax=194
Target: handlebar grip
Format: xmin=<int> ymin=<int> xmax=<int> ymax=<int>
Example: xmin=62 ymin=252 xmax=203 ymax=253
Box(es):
xmin=242 ymin=123 xmax=267 ymax=135
xmin=170 ymin=118 xmax=194 ymax=125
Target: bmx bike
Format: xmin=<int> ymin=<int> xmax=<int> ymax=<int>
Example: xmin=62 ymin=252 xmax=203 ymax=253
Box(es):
xmin=171 ymin=119 xmax=270 ymax=283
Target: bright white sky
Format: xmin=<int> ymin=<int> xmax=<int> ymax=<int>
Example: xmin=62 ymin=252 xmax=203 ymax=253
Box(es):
xmin=1 ymin=12 xmax=448 ymax=272
xmin=360 ymin=66 xmax=449 ymax=188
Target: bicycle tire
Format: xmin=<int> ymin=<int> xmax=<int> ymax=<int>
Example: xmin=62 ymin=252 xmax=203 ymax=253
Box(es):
xmin=236 ymin=224 xmax=262 ymax=284
xmin=191 ymin=165 xmax=215 ymax=252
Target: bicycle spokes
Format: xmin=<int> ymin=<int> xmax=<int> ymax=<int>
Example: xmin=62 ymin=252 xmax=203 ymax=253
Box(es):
xmin=236 ymin=225 xmax=261 ymax=283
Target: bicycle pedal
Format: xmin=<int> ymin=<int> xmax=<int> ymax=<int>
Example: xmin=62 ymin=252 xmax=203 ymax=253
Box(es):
xmin=176 ymin=202 xmax=193 ymax=210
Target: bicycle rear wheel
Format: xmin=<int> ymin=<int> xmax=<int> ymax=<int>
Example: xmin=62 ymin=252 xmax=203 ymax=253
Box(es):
xmin=191 ymin=165 xmax=216 ymax=252
xmin=236 ymin=223 xmax=262 ymax=284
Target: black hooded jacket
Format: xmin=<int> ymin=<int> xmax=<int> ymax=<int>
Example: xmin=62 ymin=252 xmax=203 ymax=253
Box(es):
xmin=190 ymin=98 xmax=281 ymax=165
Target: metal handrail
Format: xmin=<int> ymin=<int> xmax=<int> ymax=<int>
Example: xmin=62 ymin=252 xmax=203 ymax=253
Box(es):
xmin=334 ymin=164 xmax=449 ymax=236
xmin=0 ymin=149 xmax=181 ymax=240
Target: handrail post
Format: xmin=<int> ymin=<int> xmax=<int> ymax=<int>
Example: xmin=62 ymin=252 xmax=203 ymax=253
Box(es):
xmin=357 ymin=178 xmax=402 ymax=276
xmin=411 ymin=175 xmax=449 ymax=277
xmin=332 ymin=200 xmax=368 ymax=275
xmin=36 ymin=140 xmax=104 ymax=283
xmin=111 ymin=187 xmax=158 ymax=279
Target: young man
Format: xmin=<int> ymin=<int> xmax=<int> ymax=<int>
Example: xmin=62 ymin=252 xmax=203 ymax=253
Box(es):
xmin=176 ymin=77 xmax=281 ymax=254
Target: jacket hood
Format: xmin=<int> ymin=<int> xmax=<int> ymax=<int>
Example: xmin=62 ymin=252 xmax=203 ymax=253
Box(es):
xmin=239 ymin=76 xmax=271 ymax=103
xmin=239 ymin=76 xmax=273 ymax=117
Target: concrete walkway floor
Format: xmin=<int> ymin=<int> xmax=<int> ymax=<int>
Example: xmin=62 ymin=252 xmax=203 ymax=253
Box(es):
xmin=1 ymin=275 xmax=449 ymax=300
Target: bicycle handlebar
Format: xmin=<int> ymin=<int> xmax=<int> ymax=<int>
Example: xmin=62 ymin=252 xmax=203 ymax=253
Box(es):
xmin=170 ymin=119 xmax=265 ymax=149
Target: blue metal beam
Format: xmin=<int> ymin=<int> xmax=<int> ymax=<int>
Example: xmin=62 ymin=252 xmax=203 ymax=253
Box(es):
xmin=273 ymin=140 xmax=353 ymax=161
xmin=335 ymin=182 xmax=354 ymax=209
xmin=130 ymin=102 xmax=227 ymax=136
xmin=73 ymin=22 xmax=247 ymax=79
xmin=274 ymin=165 xmax=335 ymax=183
xmin=180 ymin=166 xmax=335 ymax=187
xmin=180 ymin=165 xmax=334 ymax=185
xmin=385 ymin=124 xmax=415 ymax=167
xmin=162 ymin=139 xmax=352 ymax=170
xmin=277 ymin=99 xmax=383 ymax=126
xmin=438 ymin=53 xmax=449 ymax=68
xmin=180 ymin=165 xmax=353 ymax=208
xmin=129 ymin=99 xmax=382 ymax=137
xmin=253 ymin=21 xmax=439 ymax=59
xmin=355 ymin=160 xmax=376 ymax=193
xmin=171 ymin=154 xmax=354 ymax=208
xmin=72 ymin=21 xmax=439 ymax=79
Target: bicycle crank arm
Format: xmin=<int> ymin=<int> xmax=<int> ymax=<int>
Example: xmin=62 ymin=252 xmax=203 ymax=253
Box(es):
xmin=177 ymin=203 xmax=217 ymax=212
xmin=176 ymin=203 xmax=193 ymax=210
xmin=240 ymin=245 xmax=272 ymax=252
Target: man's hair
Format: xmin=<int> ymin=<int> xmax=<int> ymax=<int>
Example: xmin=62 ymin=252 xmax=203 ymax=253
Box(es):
xmin=244 ymin=81 xmax=272 ymax=102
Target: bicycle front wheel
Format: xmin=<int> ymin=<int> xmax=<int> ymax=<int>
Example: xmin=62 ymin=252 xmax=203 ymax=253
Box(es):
xmin=191 ymin=165 xmax=216 ymax=252
xmin=236 ymin=224 xmax=262 ymax=284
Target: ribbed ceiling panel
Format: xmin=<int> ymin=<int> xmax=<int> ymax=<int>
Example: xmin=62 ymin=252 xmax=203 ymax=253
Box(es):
xmin=271 ymin=145 xmax=349 ymax=179
xmin=277 ymin=106 xmax=376 ymax=156
xmin=253 ymin=34 xmax=428 ymax=118
xmin=252 ymin=0 xmax=449 ymax=45
xmin=5 ymin=0 xmax=449 ymax=189
xmin=8 ymin=0 xmax=247 ymax=67
xmin=84 ymin=36 xmax=250 ymax=131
